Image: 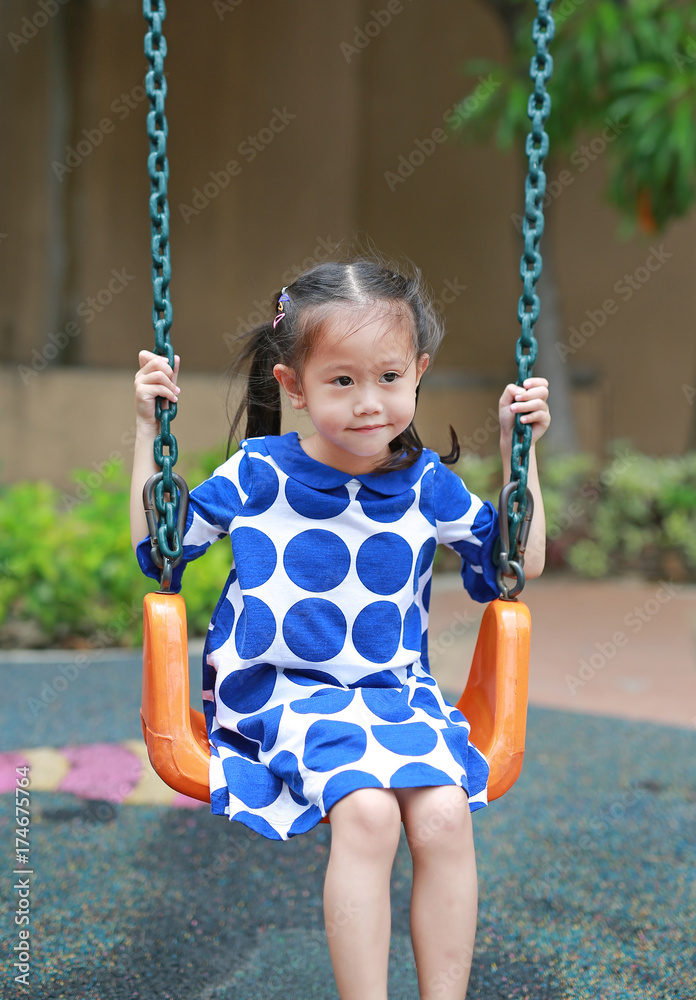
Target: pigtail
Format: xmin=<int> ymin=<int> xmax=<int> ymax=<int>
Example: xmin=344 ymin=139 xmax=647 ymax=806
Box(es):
xmin=227 ymin=320 xmax=282 ymax=458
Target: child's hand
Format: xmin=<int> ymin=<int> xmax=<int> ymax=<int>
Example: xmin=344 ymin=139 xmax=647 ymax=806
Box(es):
xmin=499 ymin=377 xmax=550 ymax=446
xmin=134 ymin=350 xmax=180 ymax=427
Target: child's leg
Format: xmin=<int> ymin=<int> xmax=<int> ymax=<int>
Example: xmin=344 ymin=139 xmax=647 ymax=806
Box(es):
xmin=395 ymin=785 xmax=478 ymax=1000
xmin=324 ymin=787 xmax=402 ymax=1000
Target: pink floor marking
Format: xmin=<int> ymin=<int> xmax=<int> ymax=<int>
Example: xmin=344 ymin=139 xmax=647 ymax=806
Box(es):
xmin=59 ymin=743 xmax=143 ymax=803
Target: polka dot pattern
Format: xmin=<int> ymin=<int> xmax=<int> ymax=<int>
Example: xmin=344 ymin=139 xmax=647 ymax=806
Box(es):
xmin=356 ymin=533 xmax=413 ymax=595
xmin=285 ymin=479 xmax=350 ymax=519
xmin=143 ymin=433 xmax=498 ymax=840
xmin=352 ymin=602 xmax=402 ymax=663
xmin=231 ymin=527 xmax=277 ymax=589
xmin=283 ymin=599 xmax=347 ymax=662
xmin=303 ymin=720 xmax=367 ymax=771
xmin=234 ymin=597 xmax=276 ymax=660
xmin=283 ymin=530 xmax=350 ymax=592
xmin=357 ymin=485 xmax=416 ymax=522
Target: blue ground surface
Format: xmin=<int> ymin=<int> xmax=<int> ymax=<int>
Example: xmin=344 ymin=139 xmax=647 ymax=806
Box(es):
xmin=1 ymin=653 xmax=695 ymax=999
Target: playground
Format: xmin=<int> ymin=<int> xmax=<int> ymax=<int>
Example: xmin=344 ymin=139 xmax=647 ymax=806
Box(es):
xmin=1 ymin=575 xmax=695 ymax=999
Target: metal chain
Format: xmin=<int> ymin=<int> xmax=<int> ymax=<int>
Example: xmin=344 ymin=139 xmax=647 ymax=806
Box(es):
xmin=497 ymin=0 xmax=555 ymax=598
xmin=143 ymin=0 xmax=187 ymax=588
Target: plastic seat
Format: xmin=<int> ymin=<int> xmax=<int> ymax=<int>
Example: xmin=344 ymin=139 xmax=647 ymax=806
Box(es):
xmin=141 ymin=591 xmax=530 ymax=811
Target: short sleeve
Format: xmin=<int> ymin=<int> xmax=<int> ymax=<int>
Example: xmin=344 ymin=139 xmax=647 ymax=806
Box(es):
xmin=433 ymin=464 xmax=500 ymax=603
xmin=135 ymin=449 xmax=247 ymax=593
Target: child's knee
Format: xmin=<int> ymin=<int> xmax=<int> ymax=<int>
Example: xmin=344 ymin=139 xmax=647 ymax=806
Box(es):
xmin=328 ymin=787 xmax=401 ymax=845
xmin=404 ymin=785 xmax=472 ymax=851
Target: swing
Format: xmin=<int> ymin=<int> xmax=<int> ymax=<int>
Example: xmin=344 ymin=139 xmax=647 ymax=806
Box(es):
xmin=139 ymin=0 xmax=554 ymax=808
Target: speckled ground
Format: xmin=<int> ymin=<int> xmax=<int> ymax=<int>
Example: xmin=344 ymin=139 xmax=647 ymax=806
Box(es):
xmin=0 ymin=654 xmax=695 ymax=999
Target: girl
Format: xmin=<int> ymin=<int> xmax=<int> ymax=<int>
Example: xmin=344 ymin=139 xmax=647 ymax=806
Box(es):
xmin=130 ymin=257 xmax=550 ymax=1000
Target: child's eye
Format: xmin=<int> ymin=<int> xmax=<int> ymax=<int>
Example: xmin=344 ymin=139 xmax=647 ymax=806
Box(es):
xmin=380 ymin=371 xmax=400 ymax=383
xmin=333 ymin=375 xmax=353 ymax=387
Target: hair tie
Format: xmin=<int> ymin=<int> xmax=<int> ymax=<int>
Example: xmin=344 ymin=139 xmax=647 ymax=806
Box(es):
xmin=273 ymin=287 xmax=290 ymax=329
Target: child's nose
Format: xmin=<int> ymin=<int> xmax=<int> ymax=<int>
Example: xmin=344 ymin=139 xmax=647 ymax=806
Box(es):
xmin=354 ymin=387 xmax=383 ymax=415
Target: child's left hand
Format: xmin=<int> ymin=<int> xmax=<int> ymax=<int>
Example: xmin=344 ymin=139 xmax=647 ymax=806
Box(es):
xmin=499 ymin=377 xmax=550 ymax=446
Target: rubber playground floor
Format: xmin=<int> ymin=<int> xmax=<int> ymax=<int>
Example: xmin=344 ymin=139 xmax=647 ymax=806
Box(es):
xmin=1 ymin=574 xmax=695 ymax=1000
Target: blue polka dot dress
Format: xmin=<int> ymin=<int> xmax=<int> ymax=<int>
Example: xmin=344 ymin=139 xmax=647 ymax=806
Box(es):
xmin=136 ymin=432 xmax=501 ymax=840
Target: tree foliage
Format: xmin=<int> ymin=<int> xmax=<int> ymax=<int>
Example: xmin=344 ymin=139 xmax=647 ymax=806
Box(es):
xmin=453 ymin=0 xmax=696 ymax=233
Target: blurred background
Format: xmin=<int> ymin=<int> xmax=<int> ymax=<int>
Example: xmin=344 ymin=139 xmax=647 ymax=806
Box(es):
xmin=2 ymin=0 xmax=696 ymax=645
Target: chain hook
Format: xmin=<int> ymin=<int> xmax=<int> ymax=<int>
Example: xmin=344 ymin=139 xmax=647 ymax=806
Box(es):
xmin=143 ymin=472 xmax=190 ymax=592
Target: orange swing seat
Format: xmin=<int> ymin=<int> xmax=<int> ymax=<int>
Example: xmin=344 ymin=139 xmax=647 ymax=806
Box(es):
xmin=141 ymin=590 xmax=530 ymax=810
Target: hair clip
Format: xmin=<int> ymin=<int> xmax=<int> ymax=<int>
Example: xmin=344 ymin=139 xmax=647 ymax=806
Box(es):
xmin=273 ymin=287 xmax=290 ymax=329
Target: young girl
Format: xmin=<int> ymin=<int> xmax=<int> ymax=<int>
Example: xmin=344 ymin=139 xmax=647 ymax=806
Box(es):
xmin=130 ymin=257 xmax=549 ymax=1000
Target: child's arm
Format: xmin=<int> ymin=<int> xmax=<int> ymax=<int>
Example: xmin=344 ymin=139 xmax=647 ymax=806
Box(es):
xmin=498 ymin=377 xmax=550 ymax=581
xmin=130 ymin=350 xmax=181 ymax=553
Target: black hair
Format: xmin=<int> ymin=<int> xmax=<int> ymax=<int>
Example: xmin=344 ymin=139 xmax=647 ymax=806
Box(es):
xmin=225 ymin=254 xmax=460 ymax=473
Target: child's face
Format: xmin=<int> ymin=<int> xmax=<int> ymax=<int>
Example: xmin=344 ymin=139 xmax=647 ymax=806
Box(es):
xmin=274 ymin=305 xmax=429 ymax=474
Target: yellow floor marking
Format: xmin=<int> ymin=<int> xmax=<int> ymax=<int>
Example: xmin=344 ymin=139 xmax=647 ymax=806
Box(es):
xmin=23 ymin=747 xmax=70 ymax=790
xmin=122 ymin=739 xmax=178 ymax=805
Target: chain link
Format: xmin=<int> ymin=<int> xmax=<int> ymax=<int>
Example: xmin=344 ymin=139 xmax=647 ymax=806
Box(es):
xmin=502 ymin=0 xmax=555 ymax=582
xmin=143 ymin=0 xmax=185 ymax=585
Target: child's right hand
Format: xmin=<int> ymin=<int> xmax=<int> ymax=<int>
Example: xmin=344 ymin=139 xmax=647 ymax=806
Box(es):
xmin=134 ymin=350 xmax=181 ymax=428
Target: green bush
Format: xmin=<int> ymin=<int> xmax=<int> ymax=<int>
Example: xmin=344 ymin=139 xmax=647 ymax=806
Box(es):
xmin=1 ymin=442 xmax=694 ymax=647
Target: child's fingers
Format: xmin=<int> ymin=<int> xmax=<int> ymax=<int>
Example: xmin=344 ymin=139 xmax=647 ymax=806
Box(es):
xmin=135 ymin=362 xmax=180 ymax=405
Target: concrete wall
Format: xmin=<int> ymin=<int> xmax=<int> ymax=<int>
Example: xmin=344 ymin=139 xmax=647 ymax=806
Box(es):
xmin=1 ymin=0 xmax=694 ymax=489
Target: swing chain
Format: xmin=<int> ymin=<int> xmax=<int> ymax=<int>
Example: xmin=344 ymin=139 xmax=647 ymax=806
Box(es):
xmin=143 ymin=0 xmax=187 ymax=587
xmin=498 ymin=0 xmax=554 ymax=594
